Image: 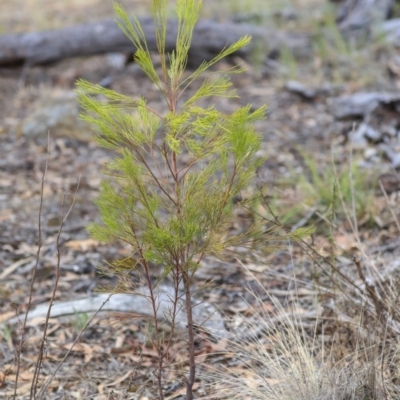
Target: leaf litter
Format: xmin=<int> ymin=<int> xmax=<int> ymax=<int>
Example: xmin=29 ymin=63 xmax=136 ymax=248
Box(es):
xmin=2 ymin=1 xmax=400 ymax=399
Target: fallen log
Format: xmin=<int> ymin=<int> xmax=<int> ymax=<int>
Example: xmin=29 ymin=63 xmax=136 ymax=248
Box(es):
xmin=0 ymin=17 xmax=311 ymax=67
xmin=7 ymin=286 xmax=228 ymax=337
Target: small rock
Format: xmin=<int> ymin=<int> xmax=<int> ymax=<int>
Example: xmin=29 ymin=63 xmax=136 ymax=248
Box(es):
xmin=285 ymin=80 xmax=316 ymax=99
xmin=364 ymin=147 xmax=378 ymax=160
xmin=353 ymin=123 xmax=382 ymax=143
xmin=285 ymin=80 xmax=341 ymax=100
xmin=274 ymin=6 xmax=297 ymax=21
xmin=106 ymin=52 xmax=128 ymax=70
xmin=378 ymin=173 xmax=400 ymax=194
xmin=348 ymin=123 xmax=367 ymax=145
xmin=379 ymin=143 xmax=400 ymax=168
xmin=17 ymin=92 xmax=95 ymax=142
xmin=330 ymin=92 xmax=400 ymax=119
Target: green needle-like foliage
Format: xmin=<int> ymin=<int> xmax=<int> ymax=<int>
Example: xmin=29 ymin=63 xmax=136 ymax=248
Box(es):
xmin=76 ymin=0 xmax=311 ymax=398
xmin=77 ymin=3 xmax=266 ymax=267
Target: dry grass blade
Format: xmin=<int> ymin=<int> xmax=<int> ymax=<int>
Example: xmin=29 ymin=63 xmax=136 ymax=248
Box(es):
xmin=199 ymin=273 xmax=400 ymax=400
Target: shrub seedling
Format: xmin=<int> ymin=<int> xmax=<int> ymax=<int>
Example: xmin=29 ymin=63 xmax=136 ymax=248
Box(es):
xmin=77 ymin=0 xmax=309 ymax=398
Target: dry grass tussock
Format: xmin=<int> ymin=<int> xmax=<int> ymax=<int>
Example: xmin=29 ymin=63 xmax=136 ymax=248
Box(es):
xmin=199 ymin=267 xmax=400 ymax=400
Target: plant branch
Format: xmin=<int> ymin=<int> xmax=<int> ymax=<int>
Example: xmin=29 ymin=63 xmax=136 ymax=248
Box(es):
xmin=14 ymin=133 xmax=49 ymax=400
xmin=31 ymin=176 xmax=81 ymax=399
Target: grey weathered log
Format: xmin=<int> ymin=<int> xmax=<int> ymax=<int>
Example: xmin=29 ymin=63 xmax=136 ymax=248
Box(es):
xmin=0 ymin=17 xmax=311 ymax=67
xmin=329 ymin=92 xmax=400 ymax=119
xmin=335 ymin=0 xmax=394 ymax=36
xmin=7 ymin=286 xmax=228 ymax=336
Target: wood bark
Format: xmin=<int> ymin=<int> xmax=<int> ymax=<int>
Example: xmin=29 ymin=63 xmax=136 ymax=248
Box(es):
xmin=0 ymin=17 xmax=311 ymax=67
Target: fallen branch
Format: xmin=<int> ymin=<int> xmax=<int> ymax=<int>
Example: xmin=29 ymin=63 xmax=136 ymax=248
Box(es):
xmin=7 ymin=288 xmax=227 ymax=336
xmin=0 ymin=17 xmax=311 ymax=67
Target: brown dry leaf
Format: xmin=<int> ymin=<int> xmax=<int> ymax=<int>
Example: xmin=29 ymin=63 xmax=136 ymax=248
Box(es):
xmin=313 ymin=235 xmax=337 ymax=256
xmin=4 ymin=382 xmax=32 ymax=396
xmin=209 ymin=337 xmax=228 ymax=353
xmin=0 ymin=178 xmax=13 ymax=187
xmin=0 ymin=257 xmax=35 ymax=279
xmin=227 ymin=366 xmax=283 ymax=387
xmin=58 ymin=342 xmax=101 ymax=363
xmin=167 ymin=382 xmax=199 ymax=399
xmin=97 ymin=369 xmax=134 ymax=393
xmin=125 ymin=354 xmax=142 ymax=363
xmin=114 ymin=333 xmax=126 ymax=349
xmin=334 ymin=234 xmax=358 ymax=253
xmin=58 ymin=329 xmax=66 ymax=343
xmin=0 ymin=311 xmax=16 ymax=323
xmin=246 ymin=262 xmax=269 ymax=273
xmin=260 ymin=301 xmax=275 ymax=314
xmin=62 ymin=271 xmax=83 ymax=282
xmin=141 ymin=357 xmax=154 ymax=367
xmin=5 ymin=371 xmax=36 ymax=396
xmin=45 ymin=321 xmax=61 ymax=335
xmin=15 ymin=243 xmax=38 ymax=255
xmin=141 ymin=347 xmax=159 ymax=358
xmin=110 ymin=345 xmax=139 ymax=355
xmin=228 ymin=303 xmax=250 ymax=313
xmin=15 ymin=371 xmax=35 ymax=382
xmin=65 ymin=238 xmax=100 ymax=251
xmin=25 ymin=317 xmax=59 ymax=327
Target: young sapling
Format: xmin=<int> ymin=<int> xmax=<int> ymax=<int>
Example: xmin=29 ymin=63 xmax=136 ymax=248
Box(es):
xmin=77 ymin=0 xmax=309 ymax=397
